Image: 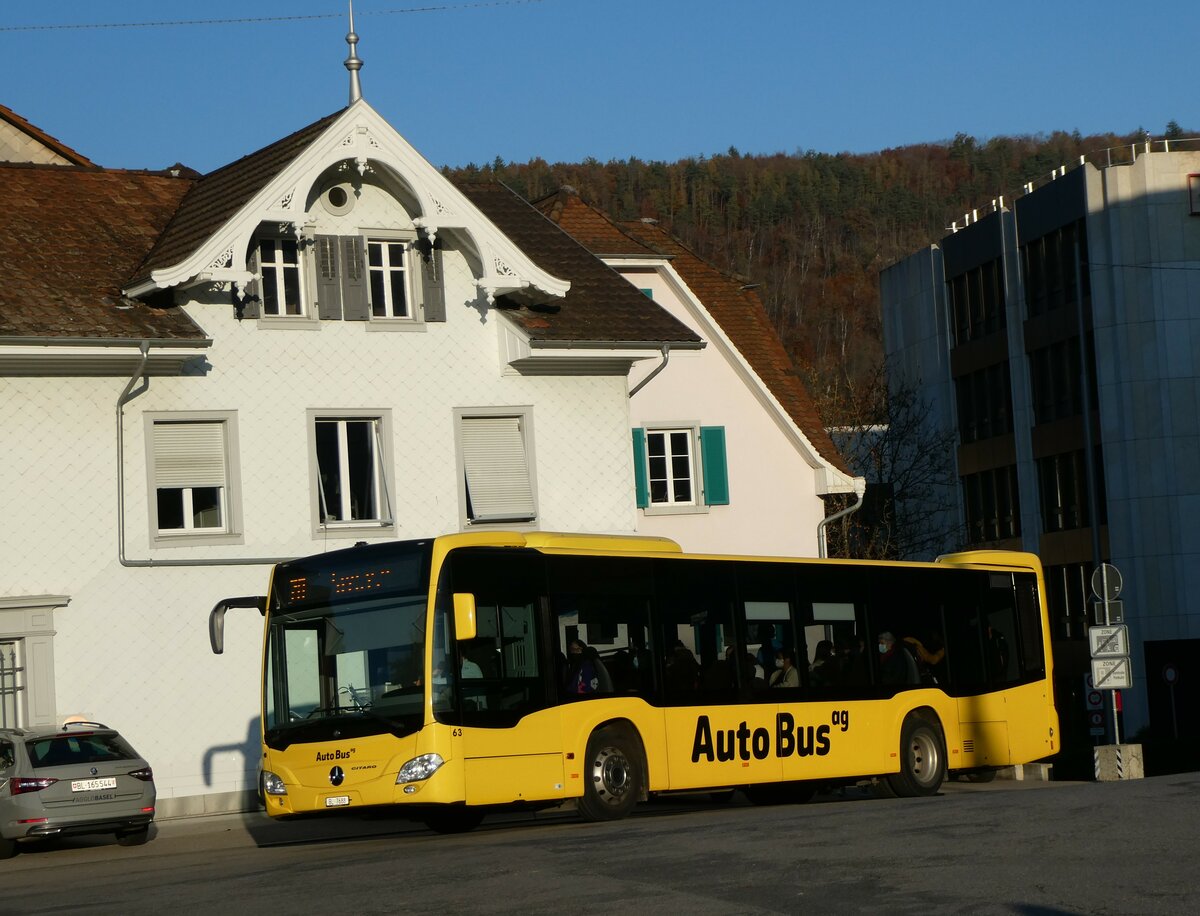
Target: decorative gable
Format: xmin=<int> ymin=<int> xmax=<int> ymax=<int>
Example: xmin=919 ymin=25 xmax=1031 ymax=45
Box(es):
xmin=125 ymin=100 xmax=570 ymax=309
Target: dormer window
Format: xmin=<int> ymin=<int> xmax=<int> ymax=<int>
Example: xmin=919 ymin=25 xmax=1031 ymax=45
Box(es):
xmin=368 ymin=239 xmax=412 ymax=319
xmin=241 ymin=225 xmax=446 ymax=325
xmin=258 ymin=237 xmax=304 ymax=317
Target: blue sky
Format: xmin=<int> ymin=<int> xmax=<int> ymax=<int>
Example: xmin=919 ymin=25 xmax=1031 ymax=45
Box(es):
xmin=2 ymin=1 xmax=1195 ymax=174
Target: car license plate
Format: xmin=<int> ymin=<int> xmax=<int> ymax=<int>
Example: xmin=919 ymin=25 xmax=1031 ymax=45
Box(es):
xmin=324 ymin=796 xmax=350 ymax=808
xmin=71 ymin=777 xmax=117 ymax=792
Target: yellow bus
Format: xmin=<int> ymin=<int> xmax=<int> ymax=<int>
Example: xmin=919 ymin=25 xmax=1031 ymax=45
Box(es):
xmin=209 ymin=531 xmax=1058 ymax=833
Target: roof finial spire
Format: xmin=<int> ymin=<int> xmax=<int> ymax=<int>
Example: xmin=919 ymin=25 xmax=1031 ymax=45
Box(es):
xmin=345 ymin=0 xmax=363 ymax=104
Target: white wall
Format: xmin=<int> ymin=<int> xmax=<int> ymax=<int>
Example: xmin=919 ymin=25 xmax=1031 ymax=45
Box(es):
xmin=622 ymin=267 xmax=827 ymax=559
xmin=0 ymin=242 xmax=640 ymax=812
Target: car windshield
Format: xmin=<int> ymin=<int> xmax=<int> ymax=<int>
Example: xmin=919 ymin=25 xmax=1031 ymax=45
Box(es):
xmin=28 ymin=733 xmax=137 ymax=768
xmin=263 ymin=540 xmax=432 ymax=749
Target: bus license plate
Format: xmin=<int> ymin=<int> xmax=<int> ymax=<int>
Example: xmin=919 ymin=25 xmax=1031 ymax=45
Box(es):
xmin=72 ymin=777 xmax=117 ymax=792
xmin=324 ymin=796 xmax=350 ymax=808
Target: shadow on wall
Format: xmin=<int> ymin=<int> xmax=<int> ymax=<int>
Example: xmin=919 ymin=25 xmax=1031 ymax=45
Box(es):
xmin=202 ymin=716 xmax=261 ymax=805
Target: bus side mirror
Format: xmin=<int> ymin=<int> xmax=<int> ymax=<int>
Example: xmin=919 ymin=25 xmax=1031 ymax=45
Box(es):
xmin=453 ymin=593 xmax=477 ymax=642
xmin=209 ymin=596 xmax=267 ymax=655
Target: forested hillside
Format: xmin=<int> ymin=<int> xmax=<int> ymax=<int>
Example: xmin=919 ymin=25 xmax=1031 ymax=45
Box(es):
xmin=448 ymin=124 xmax=1190 ymax=423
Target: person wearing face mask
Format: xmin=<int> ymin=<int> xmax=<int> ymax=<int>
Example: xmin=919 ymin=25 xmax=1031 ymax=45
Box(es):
xmin=769 ymin=648 xmax=800 ymax=688
xmin=877 ymin=631 xmax=919 ymax=685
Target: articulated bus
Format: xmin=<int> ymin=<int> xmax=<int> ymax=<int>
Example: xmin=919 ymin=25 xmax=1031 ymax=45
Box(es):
xmin=209 ymin=531 xmax=1058 ymax=833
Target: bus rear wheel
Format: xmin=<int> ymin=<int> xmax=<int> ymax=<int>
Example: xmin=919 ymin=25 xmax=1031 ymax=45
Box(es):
xmin=886 ymin=716 xmax=946 ymax=797
xmin=577 ymin=726 xmax=642 ymax=821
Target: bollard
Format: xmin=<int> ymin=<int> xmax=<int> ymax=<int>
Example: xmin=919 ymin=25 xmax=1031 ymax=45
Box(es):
xmin=1093 ymin=743 xmax=1144 ymax=781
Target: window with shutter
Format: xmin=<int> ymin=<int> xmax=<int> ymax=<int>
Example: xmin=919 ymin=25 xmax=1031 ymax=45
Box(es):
xmin=257 ymin=238 xmax=305 ymax=317
xmin=634 ymin=424 xmax=728 ymax=514
xmin=367 ymin=240 xmax=412 ymax=319
xmin=149 ymin=418 xmax=233 ymax=536
xmin=458 ymin=412 xmax=537 ymax=524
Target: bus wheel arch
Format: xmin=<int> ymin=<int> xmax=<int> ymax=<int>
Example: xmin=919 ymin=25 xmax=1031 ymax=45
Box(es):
xmin=886 ymin=708 xmax=947 ymax=798
xmin=576 ymin=720 xmax=646 ymax=821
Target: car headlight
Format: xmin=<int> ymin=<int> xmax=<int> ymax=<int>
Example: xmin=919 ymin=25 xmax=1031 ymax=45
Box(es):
xmin=261 ymin=770 xmax=288 ymax=796
xmin=395 ymin=753 xmax=445 ymax=784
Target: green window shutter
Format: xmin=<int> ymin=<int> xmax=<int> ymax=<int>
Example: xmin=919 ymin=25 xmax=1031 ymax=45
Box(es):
xmin=631 ymin=428 xmax=649 ymax=509
xmin=640 ymin=288 xmax=653 ymax=299
xmin=700 ymin=426 xmax=729 ymax=506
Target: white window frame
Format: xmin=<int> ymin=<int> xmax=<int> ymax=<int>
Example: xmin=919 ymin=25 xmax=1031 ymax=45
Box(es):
xmin=643 ymin=424 xmax=708 ymax=516
xmin=307 ymin=409 xmax=396 ymax=537
xmin=367 ymin=237 xmax=415 ymax=320
xmin=455 ymin=407 xmax=538 ymax=528
xmin=258 ymin=235 xmax=307 ymax=319
xmin=144 ymin=412 xmax=243 ymax=546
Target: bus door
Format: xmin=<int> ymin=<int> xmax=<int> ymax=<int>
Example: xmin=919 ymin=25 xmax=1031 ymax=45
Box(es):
xmin=446 ymin=549 xmax=564 ymax=806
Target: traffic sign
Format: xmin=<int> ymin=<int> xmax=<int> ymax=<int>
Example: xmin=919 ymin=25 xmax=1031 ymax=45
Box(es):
xmin=1089 ymin=625 xmax=1129 ymax=658
xmin=1091 ymin=656 xmax=1132 ymax=690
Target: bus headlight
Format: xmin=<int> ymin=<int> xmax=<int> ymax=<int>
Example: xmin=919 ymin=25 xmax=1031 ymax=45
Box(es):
xmin=396 ymin=753 xmax=445 ymax=784
xmin=261 ymin=770 xmax=288 ymax=796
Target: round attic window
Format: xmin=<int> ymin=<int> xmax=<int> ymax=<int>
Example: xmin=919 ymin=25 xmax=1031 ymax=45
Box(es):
xmin=321 ymin=183 xmax=355 ymax=216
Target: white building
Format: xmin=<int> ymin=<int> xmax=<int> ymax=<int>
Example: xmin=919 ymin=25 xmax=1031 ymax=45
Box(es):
xmin=2 ymin=21 xmax=866 ymax=812
xmin=0 ymin=76 xmax=704 ymax=814
xmin=534 ymin=190 xmax=862 ymax=558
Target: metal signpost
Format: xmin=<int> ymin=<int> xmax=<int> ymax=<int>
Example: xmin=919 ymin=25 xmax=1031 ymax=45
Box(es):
xmin=1088 ymin=563 xmax=1127 ymax=745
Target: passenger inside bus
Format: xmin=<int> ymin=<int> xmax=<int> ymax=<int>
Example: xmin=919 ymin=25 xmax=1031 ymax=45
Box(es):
xmin=877 ymin=631 xmax=920 ymax=685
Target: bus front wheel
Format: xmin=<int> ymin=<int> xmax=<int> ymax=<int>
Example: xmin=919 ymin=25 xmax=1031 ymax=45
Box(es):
xmin=577 ymin=726 xmax=642 ymax=821
xmin=886 ymin=716 xmax=946 ymax=797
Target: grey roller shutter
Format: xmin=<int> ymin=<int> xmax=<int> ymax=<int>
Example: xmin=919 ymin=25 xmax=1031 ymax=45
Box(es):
xmin=153 ymin=422 xmax=226 ymax=488
xmin=461 ymin=416 xmax=535 ymax=522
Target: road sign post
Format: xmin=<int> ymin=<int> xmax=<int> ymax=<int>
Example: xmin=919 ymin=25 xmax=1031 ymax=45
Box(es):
xmin=1089 ymin=563 xmax=1126 ymax=745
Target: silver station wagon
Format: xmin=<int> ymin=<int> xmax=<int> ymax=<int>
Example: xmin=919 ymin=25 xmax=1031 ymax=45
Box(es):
xmin=1 ymin=722 xmax=155 ymax=858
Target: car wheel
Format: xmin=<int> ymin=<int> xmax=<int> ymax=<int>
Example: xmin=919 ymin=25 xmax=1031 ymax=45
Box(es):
xmin=885 ymin=715 xmax=946 ymax=797
xmin=116 ymin=826 xmax=151 ymax=847
xmin=0 ymin=836 xmax=17 ymax=859
xmin=577 ymin=726 xmax=643 ymax=821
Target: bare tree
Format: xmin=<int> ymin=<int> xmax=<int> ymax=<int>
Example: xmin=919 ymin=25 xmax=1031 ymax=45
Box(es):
xmin=814 ymin=362 xmax=963 ymax=560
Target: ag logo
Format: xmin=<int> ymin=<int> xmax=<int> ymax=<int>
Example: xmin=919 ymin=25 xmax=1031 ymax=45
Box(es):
xmin=329 ymin=766 xmax=345 ymax=787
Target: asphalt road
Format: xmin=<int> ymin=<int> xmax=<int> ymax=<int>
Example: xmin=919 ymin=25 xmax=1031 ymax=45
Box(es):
xmin=5 ymin=774 xmax=1197 ymax=915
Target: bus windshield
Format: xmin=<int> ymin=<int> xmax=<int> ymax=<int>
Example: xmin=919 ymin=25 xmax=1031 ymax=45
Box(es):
xmin=263 ymin=540 xmax=432 ymax=749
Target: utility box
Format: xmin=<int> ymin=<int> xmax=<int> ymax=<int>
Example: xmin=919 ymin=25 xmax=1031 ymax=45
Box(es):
xmin=1093 ymin=743 xmax=1144 ymax=781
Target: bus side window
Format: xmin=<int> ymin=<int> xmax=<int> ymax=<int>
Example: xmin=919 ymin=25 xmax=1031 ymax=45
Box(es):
xmin=653 ymin=558 xmax=737 ymax=705
xmin=547 ymin=555 xmax=655 ymax=699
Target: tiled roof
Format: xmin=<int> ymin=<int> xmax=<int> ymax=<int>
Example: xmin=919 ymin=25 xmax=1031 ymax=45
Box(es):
xmin=0 ymin=163 xmax=206 ymax=340
xmin=133 ymin=111 xmax=344 ymax=282
xmin=456 ymin=181 xmax=700 ymax=346
xmin=0 ymin=103 xmax=95 ymax=167
xmin=619 ymin=218 xmax=850 ymax=474
xmin=532 ymin=188 xmax=657 ymax=257
xmin=536 ymin=189 xmax=848 ymax=475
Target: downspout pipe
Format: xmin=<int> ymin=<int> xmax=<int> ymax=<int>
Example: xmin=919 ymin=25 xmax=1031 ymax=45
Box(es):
xmin=116 ymin=341 xmax=291 ymax=569
xmin=816 ymin=488 xmax=865 ymax=559
xmin=628 ymin=344 xmax=670 ymax=398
